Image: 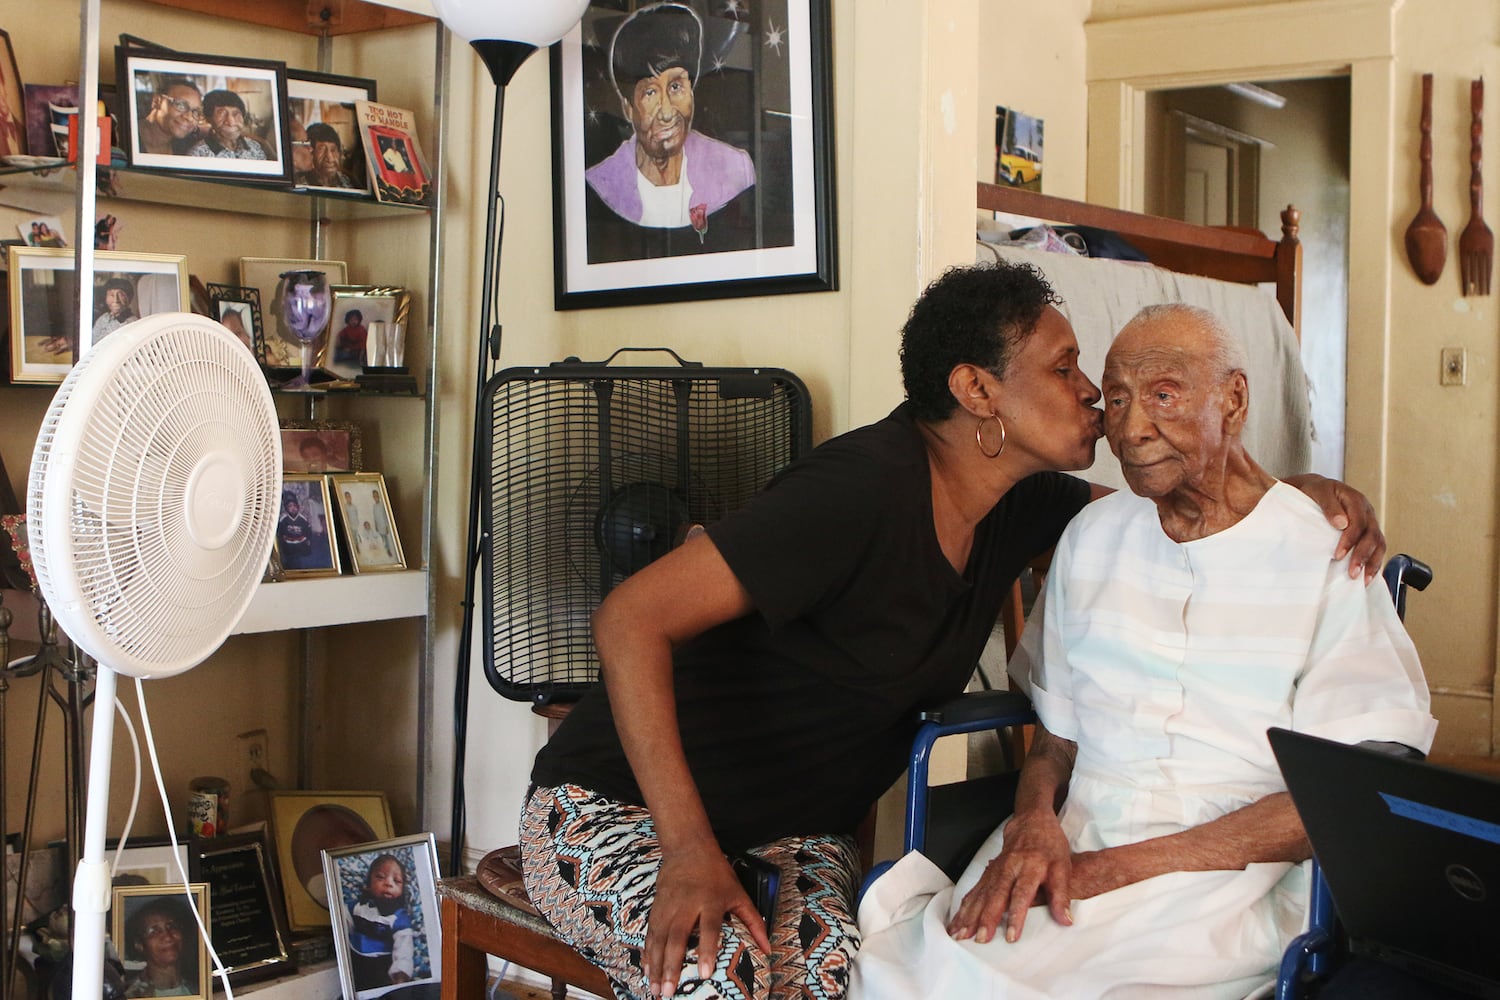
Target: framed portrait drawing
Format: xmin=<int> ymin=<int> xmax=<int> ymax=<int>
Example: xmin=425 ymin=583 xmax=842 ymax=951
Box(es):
xmin=330 ymin=472 xmax=405 ymax=574
xmin=116 ymin=46 xmax=293 ymax=182
xmin=0 ymin=29 xmax=24 ymax=159
xmin=324 ymin=834 xmax=441 ymax=1000
xmin=189 ymin=831 xmax=292 ymax=984
xmin=326 ymin=285 xmax=410 ymax=379
xmin=287 ymin=70 xmax=376 ymax=195
xmin=267 ymin=790 xmax=393 ymax=932
xmin=275 ymin=473 xmax=340 ymax=578
xmin=280 ymin=419 xmax=361 ymax=474
xmin=549 ymin=0 xmax=836 ymax=309
xmin=205 ymin=282 xmax=263 ymax=361
xmin=239 ymin=257 xmax=347 ymax=369
xmin=111 ymin=883 xmax=212 ymax=999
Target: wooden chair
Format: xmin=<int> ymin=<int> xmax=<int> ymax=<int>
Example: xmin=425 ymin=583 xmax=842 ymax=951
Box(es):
xmin=438 ymin=846 xmax=613 ymax=1000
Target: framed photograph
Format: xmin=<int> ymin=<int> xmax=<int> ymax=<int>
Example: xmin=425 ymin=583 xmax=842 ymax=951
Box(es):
xmin=353 ymin=99 xmax=433 ymax=207
xmin=81 ymin=250 xmax=190 ymax=355
xmin=995 ymin=105 xmax=1044 ymax=191
xmin=326 ymin=285 xmax=410 ymax=379
xmin=275 ymin=473 xmax=340 ymax=577
xmin=21 ymin=83 xmax=76 ymax=160
xmin=324 ymin=834 xmax=442 ymax=1000
xmin=116 ymin=46 xmax=293 ymax=182
xmin=111 ymin=839 xmax=191 ymax=889
xmin=330 ymin=472 xmax=405 ymax=574
xmin=288 ymin=70 xmax=376 ymax=195
xmin=6 ymin=247 xmax=189 ymax=383
xmin=549 ymin=0 xmax=836 ymax=309
xmin=239 ymin=257 xmax=347 ymax=369
xmin=267 ymin=790 xmax=393 ymax=932
xmin=0 ymin=29 xmax=24 ymax=158
xmin=189 ymin=831 xmax=292 ymax=983
xmin=112 ymin=883 xmax=212 ymax=999
xmin=280 ymin=419 xmax=362 ymax=474
xmin=205 ymin=282 xmax=263 ymax=361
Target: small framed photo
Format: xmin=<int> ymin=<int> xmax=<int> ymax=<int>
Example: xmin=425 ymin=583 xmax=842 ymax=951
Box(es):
xmin=324 ymin=834 xmax=442 ymax=999
xmin=21 ymin=83 xmax=77 ymax=161
xmin=331 ymin=472 xmax=406 ymax=574
xmin=111 ymin=839 xmax=190 ymax=889
xmin=353 ymin=99 xmax=433 ymax=207
xmin=0 ymin=29 xmax=24 ymax=158
xmin=81 ymin=251 xmax=190 ymax=355
xmin=280 ymin=419 xmax=362 ymax=474
xmin=205 ymin=282 xmax=263 ymax=361
xmin=275 ymin=474 xmax=340 ymax=577
xmin=239 ymin=256 xmax=348 ymax=369
xmin=112 ymin=883 xmax=212 ymax=1000
xmin=267 ymin=790 xmax=393 ymax=932
xmin=327 ymin=285 xmax=410 ymax=379
xmin=116 ymin=46 xmax=293 ymax=182
xmin=288 ymin=70 xmax=376 ymax=195
xmin=190 ymin=830 xmax=292 ymax=983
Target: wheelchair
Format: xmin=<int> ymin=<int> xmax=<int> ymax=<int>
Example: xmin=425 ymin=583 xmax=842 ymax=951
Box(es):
xmin=862 ymin=554 xmax=1433 ymax=999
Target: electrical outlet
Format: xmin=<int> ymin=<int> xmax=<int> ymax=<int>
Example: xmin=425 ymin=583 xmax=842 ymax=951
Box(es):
xmin=237 ymin=728 xmax=269 ymax=776
xmin=1441 ymin=347 xmax=1467 ymax=386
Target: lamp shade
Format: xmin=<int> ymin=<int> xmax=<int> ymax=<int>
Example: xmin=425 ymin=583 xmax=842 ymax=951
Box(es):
xmin=431 ymin=0 xmax=590 ymax=46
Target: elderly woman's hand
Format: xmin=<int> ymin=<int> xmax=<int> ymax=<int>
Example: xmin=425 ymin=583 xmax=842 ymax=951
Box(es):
xmin=1283 ymin=474 xmax=1386 ymax=582
xmin=947 ymin=810 xmax=1074 ymax=944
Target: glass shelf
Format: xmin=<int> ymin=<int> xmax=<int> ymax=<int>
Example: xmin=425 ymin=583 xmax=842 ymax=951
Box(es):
xmin=0 ymin=158 xmax=430 ymax=222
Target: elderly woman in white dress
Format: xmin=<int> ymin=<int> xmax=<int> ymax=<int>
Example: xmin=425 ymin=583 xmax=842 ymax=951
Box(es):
xmin=853 ymin=303 xmax=1437 ymax=1000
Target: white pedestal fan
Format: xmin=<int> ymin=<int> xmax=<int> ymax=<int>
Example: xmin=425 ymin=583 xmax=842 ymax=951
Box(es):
xmin=27 ymin=313 xmax=281 ymax=1000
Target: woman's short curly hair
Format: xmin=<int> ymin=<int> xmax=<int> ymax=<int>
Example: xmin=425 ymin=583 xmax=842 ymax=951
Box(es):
xmin=900 ymin=262 xmax=1061 ymax=421
xmin=123 ymin=895 xmax=192 ymax=962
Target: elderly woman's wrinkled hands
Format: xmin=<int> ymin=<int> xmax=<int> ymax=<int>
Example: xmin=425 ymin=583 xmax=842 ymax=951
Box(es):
xmin=947 ymin=811 xmax=1073 ymax=944
xmin=1284 ymin=474 xmax=1386 ymax=582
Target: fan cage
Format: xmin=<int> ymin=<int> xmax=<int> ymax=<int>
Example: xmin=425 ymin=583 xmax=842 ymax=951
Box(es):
xmin=481 ymin=363 xmax=811 ymax=704
xmin=27 ymin=316 xmax=280 ymax=677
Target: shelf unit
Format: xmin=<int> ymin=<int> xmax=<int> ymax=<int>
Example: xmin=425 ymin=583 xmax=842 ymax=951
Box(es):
xmin=1 ymin=0 xmax=447 ymax=861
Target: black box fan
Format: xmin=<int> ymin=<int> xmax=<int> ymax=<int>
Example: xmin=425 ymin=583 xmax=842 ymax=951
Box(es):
xmin=480 ymin=349 xmax=811 ymax=705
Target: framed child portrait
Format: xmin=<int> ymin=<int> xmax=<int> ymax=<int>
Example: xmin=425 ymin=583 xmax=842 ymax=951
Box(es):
xmin=267 ymin=790 xmax=393 ymax=932
xmin=205 ymin=282 xmax=263 ymax=361
xmin=111 ymin=883 xmax=212 ymax=1000
xmin=331 ymin=472 xmax=405 ymax=574
xmin=280 ymin=419 xmax=361 ymax=474
xmin=324 ymin=833 xmax=442 ymax=1000
xmin=326 ymin=285 xmax=410 ymax=379
xmin=275 ymin=474 xmax=340 ymax=577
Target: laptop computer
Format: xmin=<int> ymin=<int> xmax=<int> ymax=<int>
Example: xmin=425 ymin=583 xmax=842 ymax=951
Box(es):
xmin=1269 ymin=726 xmax=1500 ymax=999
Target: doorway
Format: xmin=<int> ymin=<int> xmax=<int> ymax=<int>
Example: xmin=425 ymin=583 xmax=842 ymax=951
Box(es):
xmin=1142 ymin=77 xmax=1352 ymax=478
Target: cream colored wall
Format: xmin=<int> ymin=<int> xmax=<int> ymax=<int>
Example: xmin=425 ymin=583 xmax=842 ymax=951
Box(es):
xmin=1083 ymin=0 xmax=1500 ymax=758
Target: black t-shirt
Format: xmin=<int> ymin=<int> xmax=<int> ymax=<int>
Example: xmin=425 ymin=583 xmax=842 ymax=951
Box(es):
xmin=531 ymin=403 xmax=1090 ymax=853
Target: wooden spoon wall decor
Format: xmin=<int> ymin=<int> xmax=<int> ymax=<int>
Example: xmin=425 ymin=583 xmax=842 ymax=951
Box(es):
xmin=1405 ymin=72 xmax=1447 ymax=285
xmin=1459 ymin=77 xmax=1493 ymax=296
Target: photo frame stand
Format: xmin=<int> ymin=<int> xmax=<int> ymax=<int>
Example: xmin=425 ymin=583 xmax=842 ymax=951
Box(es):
xmin=354 ymin=365 xmax=418 ymax=395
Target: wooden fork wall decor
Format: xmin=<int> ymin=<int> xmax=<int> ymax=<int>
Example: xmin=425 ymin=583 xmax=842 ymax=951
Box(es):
xmin=1459 ymin=78 xmax=1493 ymax=296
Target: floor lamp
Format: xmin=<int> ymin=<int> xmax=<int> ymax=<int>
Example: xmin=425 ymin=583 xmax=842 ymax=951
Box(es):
xmin=430 ymin=0 xmax=591 ymax=876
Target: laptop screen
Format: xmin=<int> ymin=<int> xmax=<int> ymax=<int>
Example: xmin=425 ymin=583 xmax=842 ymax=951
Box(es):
xmin=1268 ymin=727 xmax=1500 ymax=997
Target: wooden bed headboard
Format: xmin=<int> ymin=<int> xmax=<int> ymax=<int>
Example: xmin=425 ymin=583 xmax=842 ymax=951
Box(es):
xmin=976 ymin=181 xmax=1303 ymax=336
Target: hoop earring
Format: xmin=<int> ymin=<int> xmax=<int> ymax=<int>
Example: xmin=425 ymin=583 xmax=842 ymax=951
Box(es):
xmin=976 ymin=414 xmax=1007 ymax=458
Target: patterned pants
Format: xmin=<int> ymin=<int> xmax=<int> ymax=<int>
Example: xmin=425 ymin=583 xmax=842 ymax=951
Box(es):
xmin=520 ymin=783 xmax=860 ymax=1000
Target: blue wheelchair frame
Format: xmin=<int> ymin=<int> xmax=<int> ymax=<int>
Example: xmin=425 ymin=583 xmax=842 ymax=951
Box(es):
xmin=861 ymin=553 xmax=1433 ymax=1000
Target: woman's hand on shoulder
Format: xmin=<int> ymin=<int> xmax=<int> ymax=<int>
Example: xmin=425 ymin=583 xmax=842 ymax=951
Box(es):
xmin=1283 ymin=473 xmax=1386 ymax=582
xmin=947 ymin=809 xmax=1073 ymax=945
xmin=646 ymin=843 xmax=771 ymax=998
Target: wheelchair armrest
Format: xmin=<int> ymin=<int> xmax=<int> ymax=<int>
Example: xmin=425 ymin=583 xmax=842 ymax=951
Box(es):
xmin=918 ymin=689 xmax=1034 ymax=730
xmin=1276 ymin=926 xmax=1333 ymax=1000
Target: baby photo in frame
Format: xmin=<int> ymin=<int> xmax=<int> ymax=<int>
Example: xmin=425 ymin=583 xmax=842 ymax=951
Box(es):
xmin=275 ymin=474 xmax=340 ymax=577
xmin=111 ymin=883 xmax=212 ymax=999
xmin=324 ymin=833 xmax=442 ymax=999
xmin=280 ymin=419 xmax=361 ymax=474
xmin=267 ymin=790 xmax=393 ymax=932
xmin=331 ymin=472 xmax=405 ymax=574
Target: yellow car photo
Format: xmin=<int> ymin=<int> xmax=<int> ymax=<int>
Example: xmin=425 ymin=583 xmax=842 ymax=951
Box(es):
xmin=999 ymin=146 xmax=1042 ymax=186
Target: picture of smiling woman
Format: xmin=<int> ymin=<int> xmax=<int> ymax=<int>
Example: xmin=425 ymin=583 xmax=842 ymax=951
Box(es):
xmin=113 ymin=886 xmax=211 ymax=999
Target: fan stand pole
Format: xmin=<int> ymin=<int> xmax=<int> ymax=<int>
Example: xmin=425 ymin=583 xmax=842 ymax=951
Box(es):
xmin=68 ymin=664 xmax=115 ymax=1000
